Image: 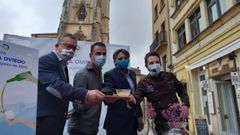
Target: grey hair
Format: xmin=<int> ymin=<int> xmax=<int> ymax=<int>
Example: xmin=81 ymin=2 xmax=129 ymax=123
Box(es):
xmin=57 ymin=33 xmax=77 ymax=45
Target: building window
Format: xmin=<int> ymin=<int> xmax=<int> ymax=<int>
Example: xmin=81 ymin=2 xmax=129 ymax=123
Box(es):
xmin=190 ymin=8 xmax=202 ymax=39
xmin=177 ymin=24 xmax=186 ymax=50
xmin=219 ymin=0 xmax=227 ymax=13
xmin=154 ymin=4 xmax=158 ymax=21
xmin=175 ymin=0 xmax=183 ymax=9
xmin=77 ymin=1 xmax=87 ymax=21
xmin=207 ymin=0 xmax=227 ymax=24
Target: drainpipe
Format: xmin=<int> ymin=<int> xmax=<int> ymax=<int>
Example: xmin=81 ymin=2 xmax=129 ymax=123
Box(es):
xmin=167 ymin=0 xmax=173 ymax=72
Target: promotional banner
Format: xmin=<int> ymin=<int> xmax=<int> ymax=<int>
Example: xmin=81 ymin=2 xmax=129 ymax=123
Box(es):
xmin=3 ymin=34 xmax=130 ymax=84
xmin=3 ymin=34 xmax=130 ymax=135
xmin=0 ymin=40 xmax=39 ymax=135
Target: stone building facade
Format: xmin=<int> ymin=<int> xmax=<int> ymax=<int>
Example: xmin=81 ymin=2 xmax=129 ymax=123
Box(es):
xmin=168 ymin=0 xmax=240 ymax=134
xmin=151 ymin=0 xmax=171 ymax=72
xmin=58 ymin=0 xmax=110 ymax=43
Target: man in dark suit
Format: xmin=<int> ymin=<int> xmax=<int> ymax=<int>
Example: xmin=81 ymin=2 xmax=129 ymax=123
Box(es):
xmin=36 ymin=33 xmax=105 ymax=135
xmin=102 ymin=49 xmax=143 ymax=135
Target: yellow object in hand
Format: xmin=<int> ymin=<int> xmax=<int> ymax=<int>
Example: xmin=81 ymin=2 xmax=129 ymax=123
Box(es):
xmin=117 ymin=92 xmax=128 ymax=97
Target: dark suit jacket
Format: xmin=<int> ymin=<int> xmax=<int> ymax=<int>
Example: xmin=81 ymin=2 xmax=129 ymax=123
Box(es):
xmin=102 ymin=68 xmax=142 ymax=135
xmin=37 ymin=52 xmax=88 ymax=135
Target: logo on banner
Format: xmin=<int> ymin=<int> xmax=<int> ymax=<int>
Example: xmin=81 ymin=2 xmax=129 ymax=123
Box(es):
xmin=0 ymin=44 xmax=10 ymax=51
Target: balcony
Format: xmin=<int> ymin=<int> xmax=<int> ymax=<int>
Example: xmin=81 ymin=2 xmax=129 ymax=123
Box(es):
xmin=150 ymin=31 xmax=167 ymax=51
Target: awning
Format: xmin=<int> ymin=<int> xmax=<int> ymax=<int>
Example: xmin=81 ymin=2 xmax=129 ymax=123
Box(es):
xmin=188 ymin=38 xmax=240 ymax=70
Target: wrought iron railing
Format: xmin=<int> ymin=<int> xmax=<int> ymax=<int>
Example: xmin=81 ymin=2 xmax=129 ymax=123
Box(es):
xmin=150 ymin=31 xmax=167 ymax=51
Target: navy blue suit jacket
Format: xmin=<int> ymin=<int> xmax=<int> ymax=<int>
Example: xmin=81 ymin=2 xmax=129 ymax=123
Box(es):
xmin=103 ymin=68 xmax=142 ymax=135
xmin=37 ymin=52 xmax=88 ymax=135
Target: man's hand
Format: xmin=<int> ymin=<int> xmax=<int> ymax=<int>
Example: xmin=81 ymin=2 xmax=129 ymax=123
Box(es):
xmin=85 ymin=90 xmax=105 ymax=105
xmin=180 ymin=105 xmax=189 ymax=119
xmin=124 ymin=95 xmax=136 ymax=109
xmin=123 ymin=94 xmax=136 ymax=103
xmin=104 ymin=95 xmax=120 ymax=103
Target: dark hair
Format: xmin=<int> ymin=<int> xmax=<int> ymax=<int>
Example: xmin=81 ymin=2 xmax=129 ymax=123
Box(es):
xmin=90 ymin=42 xmax=106 ymax=54
xmin=56 ymin=33 xmax=77 ymax=45
xmin=144 ymin=51 xmax=160 ymax=66
xmin=113 ymin=49 xmax=130 ymax=62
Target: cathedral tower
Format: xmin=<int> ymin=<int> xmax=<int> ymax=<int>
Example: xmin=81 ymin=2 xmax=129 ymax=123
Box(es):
xmin=58 ymin=0 xmax=110 ymax=43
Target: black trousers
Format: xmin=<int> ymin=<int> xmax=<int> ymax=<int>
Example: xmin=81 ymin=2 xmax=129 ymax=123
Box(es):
xmin=154 ymin=116 xmax=170 ymax=135
xmin=36 ymin=114 xmax=66 ymax=135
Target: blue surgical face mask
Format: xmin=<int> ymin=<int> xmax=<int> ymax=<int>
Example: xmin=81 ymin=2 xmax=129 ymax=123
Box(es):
xmin=148 ymin=63 xmax=161 ymax=76
xmin=115 ymin=59 xmax=129 ymax=69
xmin=59 ymin=49 xmax=75 ymax=61
xmin=94 ymin=55 xmax=106 ymax=67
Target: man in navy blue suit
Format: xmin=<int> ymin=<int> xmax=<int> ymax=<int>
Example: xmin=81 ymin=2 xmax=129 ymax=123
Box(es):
xmin=36 ymin=33 xmax=105 ymax=135
xmin=102 ymin=49 xmax=143 ymax=135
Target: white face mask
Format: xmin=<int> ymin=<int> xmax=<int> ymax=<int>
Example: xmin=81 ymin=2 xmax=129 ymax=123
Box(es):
xmin=94 ymin=55 xmax=106 ymax=67
xmin=59 ymin=49 xmax=74 ymax=61
xmin=148 ymin=63 xmax=161 ymax=76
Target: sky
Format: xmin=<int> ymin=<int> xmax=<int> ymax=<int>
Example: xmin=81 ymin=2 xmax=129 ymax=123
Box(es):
xmin=0 ymin=0 xmax=152 ymax=74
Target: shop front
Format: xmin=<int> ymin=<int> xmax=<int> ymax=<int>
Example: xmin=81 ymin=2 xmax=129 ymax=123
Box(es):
xmin=187 ymin=39 xmax=240 ymax=135
xmin=207 ymin=55 xmax=239 ymax=135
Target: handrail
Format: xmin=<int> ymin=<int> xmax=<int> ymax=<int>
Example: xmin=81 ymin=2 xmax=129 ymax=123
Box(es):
xmin=150 ymin=31 xmax=167 ymax=51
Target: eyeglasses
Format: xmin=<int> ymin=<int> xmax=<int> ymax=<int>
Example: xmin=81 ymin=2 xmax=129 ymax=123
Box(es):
xmin=60 ymin=43 xmax=80 ymax=51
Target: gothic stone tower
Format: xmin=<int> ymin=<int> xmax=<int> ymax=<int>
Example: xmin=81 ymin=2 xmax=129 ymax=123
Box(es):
xmin=58 ymin=0 xmax=110 ymax=43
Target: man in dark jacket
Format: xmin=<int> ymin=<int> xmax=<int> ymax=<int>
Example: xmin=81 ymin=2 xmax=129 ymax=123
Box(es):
xmin=128 ymin=51 xmax=190 ymax=135
xmin=102 ymin=49 xmax=143 ymax=135
xmin=37 ymin=33 xmax=105 ymax=135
